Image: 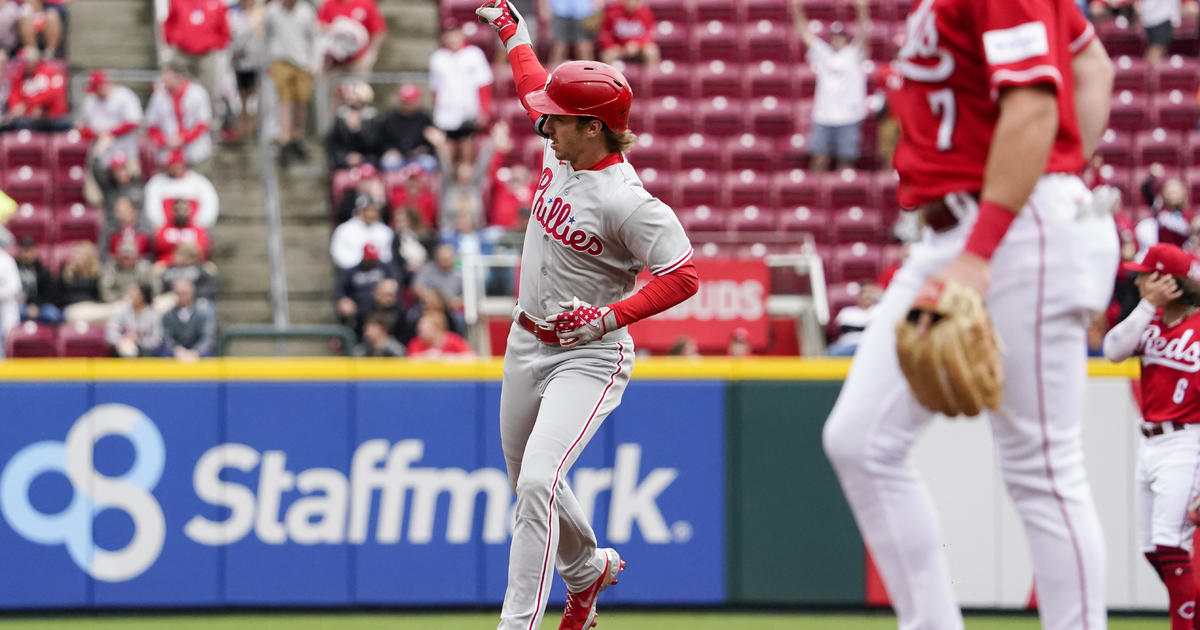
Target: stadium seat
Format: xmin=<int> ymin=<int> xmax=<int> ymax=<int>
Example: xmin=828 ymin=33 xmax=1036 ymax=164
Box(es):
xmin=1187 ymin=130 xmax=1200 ymax=166
xmin=4 ymin=166 xmax=51 ymax=206
xmin=330 ymin=168 xmax=358 ymax=208
xmin=773 ymin=169 xmax=826 ymax=208
xmin=645 ymin=0 xmax=691 ymax=23
xmin=646 ymin=60 xmax=694 ymax=98
xmin=882 ymin=243 xmax=906 ymax=271
xmin=498 ymin=99 xmax=533 ymax=133
xmin=1097 ymin=18 xmax=1145 ymax=57
xmin=867 ymin=25 xmax=895 ymax=62
xmin=778 ymin=132 xmax=811 ymax=170
xmin=1096 ymin=129 xmax=1135 ymax=167
xmin=519 ymin=134 xmax=546 ymax=167
xmin=693 ymin=0 xmax=742 ymax=23
xmin=676 ymin=133 xmax=724 ymax=171
xmin=826 ymin=282 xmax=863 ymax=323
xmin=675 ymin=205 xmax=728 ymax=232
xmin=461 ymin=20 xmax=496 ymax=59
xmin=6 ymin=203 xmax=53 ymax=243
xmin=693 ymin=240 xmax=737 ymax=259
xmin=1108 ymin=91 xmax=1152 ymax=131
xmin=743 ymin=20 xmax=795 ymax=63
xmin=1185 ymin=167 xmax=1200 ymax=206
xmin=802 ymin=0 xmax=838 ymax=21
xmin=50 ymin=130 xmax=89 ymax=173
xmin=832 ymin=206 xmax=884 ymax=244
xmin=777 ymin=206 xmax=830 ymax=242
xmin=746 ymin=60 xmax=793 ymax=98
xmin=728 ymin=205 xmax=777 ymax=232
xmin=1156 ymin=55 xmax=1200 ymax=92
xmin=1112 ymin=55 xmax=1149 ymax=93
xmin=57 ymin=321 xmax=110 ymax=358
xmin=1153 ymin=90 xmax=1199 ymax=130
xmin=693 ymin=21 xmax=743 ymax=62
xmin=1 ymin=130 xmax=47 ymax=169
xmin=748 ymin=96 xmax=795 ymax=137
xmin=725 ymin=133 xmax=774 ymax=172
xmin=5 ymin=321 xmax=57 ymax=357
xmin=827 ymin=170 xmax=873 ymax=208
xmin=1135 ymin=128 xmax=1186 ymax=167
xmin=56 ymin=203 xmax=102 ymax=243
xmin=57 ymin=164 xmax=87 ymax=205
xmin=725 ymin=170 xmax=771 ymax=207
xmin=1169 ymin=22 xmax=1200 ymax=56
xmin=870 ymin=170 xmax=900 ymax=213
xmin=639 ymin=168 xmax=677 ymax=207
xmin=654 ymin=21 xmax=691 ymax=62
xmin=792 ymin=65 xmax=818 ymax=99
xmin=831 ymin=242 xmax=883 ymax=283
xmin=676 ymin=168 xmax=723 ymax=207
xmin=442 ymin=0 xmax=481 ymax=25
xmin=645 ymin=96 xmax=694 ymax=136
xmin=745 ymin=0 xmax=790 ymax=22
xmin=695 ymin=60 xmax=744 ymax=98
xmin=697 ymin=96 xmax=746 ymax=137
xmin=629 ymin=133 xmax=677 ymax=172
xmin=614 ymin=61 xmax=646 ymax=96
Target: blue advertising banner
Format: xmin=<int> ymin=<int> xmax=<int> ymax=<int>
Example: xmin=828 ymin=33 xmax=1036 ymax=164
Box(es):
xmin=0 ymin=379 xmax=726 ymax=609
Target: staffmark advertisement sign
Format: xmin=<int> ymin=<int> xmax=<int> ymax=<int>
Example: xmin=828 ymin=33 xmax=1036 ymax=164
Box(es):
xmin=0 ymin=381 xmax=725 ymax=608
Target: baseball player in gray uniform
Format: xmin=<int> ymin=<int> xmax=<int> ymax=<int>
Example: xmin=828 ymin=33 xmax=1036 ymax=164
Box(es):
xmin=476 ymin=2 xmax=699 ymax=628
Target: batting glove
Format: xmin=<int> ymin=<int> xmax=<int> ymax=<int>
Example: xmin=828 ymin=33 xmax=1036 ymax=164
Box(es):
xmin=476 ymin=0 xmax=532 ymax=52
xmin=546 ymin=297 xmax=620 ymax=347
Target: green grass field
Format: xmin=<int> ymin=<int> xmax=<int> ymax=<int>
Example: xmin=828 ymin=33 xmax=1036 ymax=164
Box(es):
xmin=0 ymin=613 xmax=1167 ymax=629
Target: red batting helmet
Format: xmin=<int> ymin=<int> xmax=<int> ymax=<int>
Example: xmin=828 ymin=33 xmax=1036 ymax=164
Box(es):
xmin=525 ymin=61 xmax=633 ymax=133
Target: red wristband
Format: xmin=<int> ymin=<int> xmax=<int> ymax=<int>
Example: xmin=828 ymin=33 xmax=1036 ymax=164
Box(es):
xmin=963 ymin=200 xmax=1018 ymax=260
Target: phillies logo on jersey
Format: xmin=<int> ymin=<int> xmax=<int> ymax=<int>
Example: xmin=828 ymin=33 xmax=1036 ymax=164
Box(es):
xmin=1141 ymin=325 xmax=1200 ymax=372
xmin=532 ymin=167 xmax=604 ymax=256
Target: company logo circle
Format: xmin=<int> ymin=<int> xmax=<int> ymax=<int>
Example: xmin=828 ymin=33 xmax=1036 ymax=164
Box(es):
xmin=0 ymin=404 xmax=165 ymax=582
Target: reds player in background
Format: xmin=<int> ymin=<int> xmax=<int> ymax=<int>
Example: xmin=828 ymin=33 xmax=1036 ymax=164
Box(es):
xmin=821 ymin=0 xmax=1119 ymax=628
xmin=476 ymin=1 xmax=699 ymax=628
xmin=1104 ymin=243 xmax=1200 ymax=630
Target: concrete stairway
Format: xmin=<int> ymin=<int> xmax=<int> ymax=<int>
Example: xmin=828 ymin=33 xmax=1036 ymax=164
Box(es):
xmin=67 ymin=0 xmax=157 ymax=70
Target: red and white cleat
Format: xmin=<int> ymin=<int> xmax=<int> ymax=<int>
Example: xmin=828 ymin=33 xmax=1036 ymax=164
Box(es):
xmin=558 ymin=548 xmax=624 ymax=630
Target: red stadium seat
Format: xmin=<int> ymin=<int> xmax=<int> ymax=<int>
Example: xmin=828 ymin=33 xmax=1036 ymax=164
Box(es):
xmin=1185 ymin=167 xmax=1200 ymax=206
xmin=1108 ymin=91 xmax=1152 ymax=131
xmin=676 ymin=168 xmax=723 ymax=207
xmin=676 ymin=133 xmax=724 ymax=171
xmin=778 ymin=206 xmax=831 ymax=243
xmin=57 ymin=321 xmax=110 ymax=358
xmin=745 ymin=0 xmax=790 ymax=22
xmin=1188 ymin=130 xmax=1200 ymax=167
xmin=675 ymin=205 xmax=728 ymax=232
xmin=50 ymin=130 xmax=90 ymax=173
xmin=629 ymin=133 xmax=677 ymax=171
xmin=442 ymin=0 xmax=482 ymax=25
xmin=1 ymin=130 xmax=48 ymax=169
xmin=1169 ymin=22 xmax=1200 ymax=56
xmin=4 ymin=166 xmax=51 ymax=205
xmin=743 ymin=20 xmax=795 ymax=63
xmin=654 ymin=21 xmax=691 ymax=62
xmin=1096 ymin=129 xmax=1135 ymax=167
xmin=773 ymin=169 xmax=827 ymax=208
xmin=882 ymin=243 xmax=906 ymax=271
xmin=645 ymin=0 xmax=691 ymax=23
xmin=778 ymin=132 xmax=811 ymax=170
xmin=867 ymin=25 xmax=895 ymax=62
xmin=1097 ymin=18 xmax=1145 ymax=57
xmin=645 ymin=96 xmax=694 ymax=136
xmin=728 ymin=205 xmax=777 ymax=232
xmin=56 ymin=203 xmax=102 ymax=243
xmin=693 ymin=240 xmax=737 ymax=259
xmin=746 ymin=60 xmax=793 ymax=98
xmin=831 ymin=242 xmax=883 ymax=283
xmin=792 ymin=65 xmax=818 ymax=99
xmin=330 ymin=168 xmax=357 ymax=208
xmin=870 ymin=170 xmax=900 ymax=213
xmin=519 ymin=133 xmax=546 ymax=167
xmin=498 ymin=99 xmax=534 ymax=133
xmin=725 ymin=133 xmax=775 ymax=172
xmin=639 ymin=168 xmax=677 ymax=207
xmin=1135 ymin=128 xmax=1186 ymax=167
xmin=645 ymin=60 xmax=694 ymax=98
xmin=695 ymin=60 xmax=744 ymax=98
xmin=827 ymin=170 xmax=873 ymax=208
xmin=748 ymin=96 xmax=795 ymax=137
xmin=697 ymin=96 xmax=746 ymax=137
xmin=826 ymin=282 xmax=863 ymax=323
xmin=1154 ymin=90 xmax=1199 ymax=131
xmin=6 ymin=203 xmax=53 ymax=243
xmin=614 ymin=61 xmax=646 ymax=96
xmin=725 ymin=170 xmax=771 ymax=207
xmin=832 ymin=206 xmax=884 ymax=244
xmin=461 ymin=20 xmax=496 ymax=59
xmin=802 ymin=0 xmax=837 ymax=21
xmin=5 ymin=321 xmax=57 ymax=357
xmin=57 ymin=164 xmax=87 ymax=205
xmin=693 ymin=0 xmax=742 ymax=22
xmin=1156 ymin=55 xmax=1200 ymax=92
xmin=1112 ymin=55 xmax=1149 ymax=93
xmin=693 ymin=20 xmax=743 ymax=62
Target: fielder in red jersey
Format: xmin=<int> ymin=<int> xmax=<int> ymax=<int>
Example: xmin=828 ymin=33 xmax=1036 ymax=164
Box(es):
xmin=1105 ymin=242 xmax=1200 ymax=630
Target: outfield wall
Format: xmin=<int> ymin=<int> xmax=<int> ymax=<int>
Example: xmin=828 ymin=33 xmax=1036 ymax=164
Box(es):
xmin=0 ymin=358 xmax=1167 ymax=611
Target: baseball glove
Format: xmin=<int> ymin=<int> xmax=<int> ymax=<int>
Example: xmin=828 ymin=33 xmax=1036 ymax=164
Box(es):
xmin=894 ymin=279 xmax=1004 ymax=417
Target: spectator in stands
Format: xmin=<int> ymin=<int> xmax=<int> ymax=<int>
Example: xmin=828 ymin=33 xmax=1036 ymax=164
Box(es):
xmin=407 ymin=309 xmax=472 ymax=358
xmin=354 ymin=314 xmax=406 ymax=357
xmin=159 ymin=241 xmax=218 ymax=300
xmin=1136 ymin=170 xmax=1194 ymax=255
xmin=144 ymin=150 xmax=220 ymax=230
xmin=265 ymin=0 xmax=319 ymax=166
xmin=0 ymin=1 xmax=23 ymax=61
xmin=792 ymin=0 xmax=870 ymax=172
xmin=413 ymin=243 xmax=464 ymax=315
xmin=335 ymin=163 xmax=392 ymax=225
xmin=92 ymin=152 xmax=144 ymax=220
xmin=161 ymin=278 xmax=215 ymax=360
xmin=727 ymin=327 xmax=752 ymax=358
xmin=0 ymin=246 xmax=19 ymax=354
xmin=334 ymin=243 xmax=395 ymax=334
xmin=78 ymin=71 xmax=144 ymax=167
xmin=154 ymin=198 xmax=212 ymax=265
xmin=330 ymin=194 xmax=394 ymax=270
xmin=430 ymin=123 xmax=498 ymax=234
xmin=391 ymin=204 xmax=430 ymax=280
xmin=667 ymin=335 xmax=701 ymax=358
xmin=389 ymin=163 xmax=438 ymax=231
xmin=58 ymin=241 xmax=103 ymax=324
xmin=316 ymin=0 xmax=385 ymax=72
xmin=100 ymin=241 xmax=159 ymax=304
xmin=161 ymin=0 xmax=229 ymax=120
xmin=146 ymin=60 xmax=213 ymax=166
xmin=228 ymin=0 xmax=267 ymax=143
xmin=363 ymin=277 xmax=405 ymax=341
xmin=1139 ymin=0 xmax=1187 ymax=65
xmin=19 ymin=0 xmax=66 ymax=58
xmin=103 ymin=195 xmax=152 ymax=260
xmin=14 ymin=235 xmax=59 ymax=323
xmin=106 ymin=283 xmax=162 ymax=358
xmin=826 ymin=282 xmax=881 ymax=356
xmin=325 ymin=80 xmax=380 ymax=170
xmin=3 ymin=45 xmax=68 ymax=131
xmin=489 ymin=162 xmax=535 ymax=230
xmin=429 ymin=20 xmax=493 ymax=169
xmin=547 ymin=0 xmax=600 ymax=69
xmin=597 ymin=0 xmax=659 ymax=68
xmin=380 ymin=84 xmax=438 ymax=174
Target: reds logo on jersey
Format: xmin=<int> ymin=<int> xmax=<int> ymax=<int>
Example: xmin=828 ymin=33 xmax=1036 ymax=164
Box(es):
xmin=1141 ymin=325 xmax=1200 ymax=373
xmin=895 ymin=0 xmax=955 ymax=83
xmin=532 ymin=167 xmax=604 ymax=256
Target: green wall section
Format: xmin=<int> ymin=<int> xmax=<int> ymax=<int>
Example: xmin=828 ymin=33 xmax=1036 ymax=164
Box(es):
xmin=727 ymin=381 xmax=865 ymax=605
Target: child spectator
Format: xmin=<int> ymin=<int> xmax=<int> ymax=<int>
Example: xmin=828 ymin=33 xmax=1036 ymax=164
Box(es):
xmin=330 ymin=195 xmax=394 ymax=270
xmin=429 ymin=20 xmax=493 ymax=169
xmin=58 ymin=241 xmax=104 ymax=324
xmin=4 ymin=45 xmax=68 ymax=131
xmin=598 ymin=0 xmax=659 ymax=67
xmin=19 ymin=0 xmax=66 ymax=58
xmin=100 ymin=241 xmax=159 ymax=304
xmin=407 ymin=309 xmax=473 ymax=358
xmin=154 ymin=199 xmax=212 ymax=265
xmin=354 ymin=314 xmax=406 ymax=357
xmin=161 ymin=0 xmax=229 ymax=119
xmin=334 ymin=242 xmax=395 ymax=334
xmin=228 ymin=0 xmax=267 ymax=143
xmin=104 ymin=195 xmax=152 ymax=259
xmin=325 ymin=80 xmax=380 ymax=169
xmin=380 ymin=84 xmax=438 ymax=174
xmin=161 ymin=278 xmax=215 ymax=360
xmin=106 ymin=283 xmax=162 ymax=357
xmin=14 ymin=235 xmax=59 ymax=323
xmin=146 ymin=61 xmax=213 ymax=166
xmin=826 ymin=282 xmax=881 ymax=356
xmin=78 ymin=71 xmax=144 ymax=166
xmin=159 ymin=241 xmax=218 ymax=300
xmin=143 ymin=150 xmax=220 ymax=230
xmin=265 ymin=0 xmax=319 ymax=165
xmin=548 ymin=0 xmax=601 ymax=68
xmin=316 ymin=0 xmax=385 ymax=72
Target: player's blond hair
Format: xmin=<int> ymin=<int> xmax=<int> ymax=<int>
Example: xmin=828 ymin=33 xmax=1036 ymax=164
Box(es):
xmin=579 ymin=117 xmax=638 ymax=155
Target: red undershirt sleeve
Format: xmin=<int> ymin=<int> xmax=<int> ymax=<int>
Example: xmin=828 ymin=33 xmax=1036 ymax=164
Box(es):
xmin=110 ymin=121 xmax=139 ymax=137
xmin=610 ymin=261 xmax=699 ymax=327
xmin=477 ymin=83 xmax=493 ymax=118
xmin=507 ymin=44 xmax=549 ymax=124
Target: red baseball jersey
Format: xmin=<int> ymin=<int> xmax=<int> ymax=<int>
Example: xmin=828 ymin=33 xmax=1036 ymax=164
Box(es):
xmin=891 ymin=0 xmax=1095 ymax=208
xmin=598 ymin=5 xmax=655 ymax=50
xmin=317 ymin=0 xmax=385 ymax=36
xmin=1137 ymin=309 xmax=1200 ymax=424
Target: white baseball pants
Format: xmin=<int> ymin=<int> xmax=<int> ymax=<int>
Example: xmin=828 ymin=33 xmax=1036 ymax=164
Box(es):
xmin=1137 ymin=425 xmax=1200 ymax=553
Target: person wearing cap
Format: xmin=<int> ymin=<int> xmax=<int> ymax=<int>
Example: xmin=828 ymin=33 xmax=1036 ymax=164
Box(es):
xmin=1103 ymin=241 xmax=1200 ymax=629
xmin=78 ymin=69 xmax=144 ymax=166
xmin=3 ymin=45 xmax=68 ymax=132
xmin=325 ymin=80 xmax=381 ymax=170
xmin=791 ymin=0 xmax=871 ymax=172
xmin=334 ymin=162 xmax=394 ymax=225
xmin=428 ymin=19 xmax=493 ymax=170
xmin=380 ymin=83 xmax=439 ymax=174
xmin=316 ymin=0 xmax=385 ymax=71
xmin=265 ymin=0 xmax=319 ymax=163
xmin=143 ymin=150 xmax=219 ymax=230
xmin=13 ymin=235 xmax=59 ymax=324
xmin=334 ymin=241 xmax=396 ymax=335
xmin=330 ymin=193 xmax=395 ymax=270
xmin=160 ymin=0 xmax=230 ymax=121
xmin=145 ymin=60 xmax=214 ymax=166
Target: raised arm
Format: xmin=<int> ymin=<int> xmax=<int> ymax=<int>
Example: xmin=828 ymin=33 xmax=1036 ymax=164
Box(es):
xmin=790 ymin=0 xmax=816 ymax=47
xmin=477 ymin=1 xmax=549 ymax=127
xmin=1103 ymin=272 xmax=1179 ymax=361
xmin=854 ymin=0 xmax=871 ymax=55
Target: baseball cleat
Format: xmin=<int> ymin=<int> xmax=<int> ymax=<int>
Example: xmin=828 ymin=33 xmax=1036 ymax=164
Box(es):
xmin=558 ymin=548 xmax=624 ymax=630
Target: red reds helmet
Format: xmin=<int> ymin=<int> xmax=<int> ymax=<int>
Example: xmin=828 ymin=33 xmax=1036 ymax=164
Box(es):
xmin=525 ymin=61 xmax=633 ymax=133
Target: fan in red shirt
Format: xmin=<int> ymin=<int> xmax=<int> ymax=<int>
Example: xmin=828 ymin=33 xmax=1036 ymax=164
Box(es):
xmin=154 ymin=198 xmax=212 ymax=265
xmin=406 ymin=309 xmax=473 ymax=357
xmin=317 ymin=0 xmax=386 ymax=71
xmin=3 ymin=45 xmax=67 ymax=131
xmin=1104 ymin=243 xmax=1200 ymax=630
xmin=597 ymin=0 xmax=659 ymax=67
